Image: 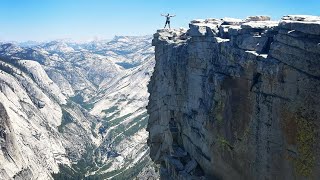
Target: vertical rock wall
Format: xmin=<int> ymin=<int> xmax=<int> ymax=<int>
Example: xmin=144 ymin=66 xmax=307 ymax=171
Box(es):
xmin=147 ymin=15 xmax=320 ymax=180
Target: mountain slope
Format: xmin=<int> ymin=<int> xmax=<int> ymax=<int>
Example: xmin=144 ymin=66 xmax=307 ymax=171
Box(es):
xmin=87 ymin=54 xmax=155 ymax=179
xmin=0 ymin=57 xmax=101 ymax=179
xmin=0 ymin=36 xmax=158 ymax=179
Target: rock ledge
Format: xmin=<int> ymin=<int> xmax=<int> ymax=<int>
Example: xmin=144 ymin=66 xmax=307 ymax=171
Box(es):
xmin=148 ymin=15 xmax=320 ymax=180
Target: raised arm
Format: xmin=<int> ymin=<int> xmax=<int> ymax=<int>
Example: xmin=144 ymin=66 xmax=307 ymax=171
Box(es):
xmin=169 ymin=15 xmax=176 ymax=17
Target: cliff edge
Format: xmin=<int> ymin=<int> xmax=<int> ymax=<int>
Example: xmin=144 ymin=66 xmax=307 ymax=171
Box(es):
xmin=147 ymin=15 xmax=320 ymax=180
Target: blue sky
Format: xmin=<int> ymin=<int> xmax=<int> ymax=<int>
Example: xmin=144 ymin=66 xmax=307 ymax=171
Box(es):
xmin=0 ymin=0 xmax=319 ymax=42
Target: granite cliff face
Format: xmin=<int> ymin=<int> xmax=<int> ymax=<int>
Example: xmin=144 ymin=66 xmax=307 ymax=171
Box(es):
xmin=0 ymin=36 xmax=158 ymax=179
xmin=147 ymin=15 xmax=320 ymax=180
xmin=0 ymin=57 xmax=99 ymax=179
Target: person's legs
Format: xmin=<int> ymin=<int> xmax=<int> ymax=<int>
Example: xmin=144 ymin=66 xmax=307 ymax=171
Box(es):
xmin=164 ymin=21 xmax=171 ymax=29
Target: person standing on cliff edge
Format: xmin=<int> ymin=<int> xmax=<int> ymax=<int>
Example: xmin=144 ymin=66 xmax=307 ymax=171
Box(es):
xmin=161 ymin=13 xmax=176 ymax=29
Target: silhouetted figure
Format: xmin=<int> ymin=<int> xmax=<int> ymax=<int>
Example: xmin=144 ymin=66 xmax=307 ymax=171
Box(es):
xmin=161 ymin=13 xmax=176 ymax=29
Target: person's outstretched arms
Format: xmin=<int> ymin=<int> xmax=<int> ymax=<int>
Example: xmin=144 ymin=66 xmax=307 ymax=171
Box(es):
xmin=169 ymin=15 xmax=176 ymax=17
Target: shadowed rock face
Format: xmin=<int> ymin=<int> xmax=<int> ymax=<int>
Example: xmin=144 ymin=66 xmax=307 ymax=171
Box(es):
xmin=147 ymin=15 xmax=320 ymax=180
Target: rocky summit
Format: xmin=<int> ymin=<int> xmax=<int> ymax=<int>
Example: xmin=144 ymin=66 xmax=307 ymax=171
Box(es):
xmin=147 ymin=15 xmax=320 ymax=180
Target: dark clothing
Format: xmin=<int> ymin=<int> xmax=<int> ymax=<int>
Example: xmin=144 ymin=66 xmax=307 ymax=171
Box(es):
xmin=164 ymin=20 xmax=170 ymax=28
xmin=162 ymin=14 xmax=175 ymax=29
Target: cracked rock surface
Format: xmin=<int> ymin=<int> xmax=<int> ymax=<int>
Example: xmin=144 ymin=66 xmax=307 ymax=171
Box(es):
xmin=147 ymin=15 xmax=320 ymax=180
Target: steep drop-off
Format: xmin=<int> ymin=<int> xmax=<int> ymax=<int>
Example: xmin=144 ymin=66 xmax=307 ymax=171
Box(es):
xmin=147 ymin=15 xmax=320 ymax=180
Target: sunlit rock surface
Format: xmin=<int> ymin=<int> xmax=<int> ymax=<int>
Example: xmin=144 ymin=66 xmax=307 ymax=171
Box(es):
xmin=0 ymin=36 xmax=158 ymax=179
xmin=147 ymin=15 xmax=320 ymax=180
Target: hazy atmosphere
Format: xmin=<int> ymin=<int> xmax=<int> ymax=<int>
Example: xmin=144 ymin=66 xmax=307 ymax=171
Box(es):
xmin=1 ymin=0 xmax=319 ymax=41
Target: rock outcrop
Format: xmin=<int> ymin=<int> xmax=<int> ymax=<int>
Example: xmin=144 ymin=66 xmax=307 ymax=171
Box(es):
xmin=147 ymin=15 xmax=320 ymax=180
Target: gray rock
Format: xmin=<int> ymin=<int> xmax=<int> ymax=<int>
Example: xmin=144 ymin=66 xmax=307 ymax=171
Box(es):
xmin=190 ymin=19 xmax=205 ymax=24
xmin=279 ymin=15 xmax=320 ymax=35
xmin=282 ymin=15 xmax=320 ymax=22
xmin=0 ymin=35 xmax=156 ymax=179
xmin=188 ymin=22 xmax=219 ymax=37
xmin=241 ymin=21 xmax=279 ymax=30
xmin=37 ymin=100 xmax=46 ymax=108
xmin=184 ymin=159 xmax=198 ymax=173
xmin=148 ymin=15 xmax=320 ymax=180
xmin=222 ymin=17 xmax=244 ymax=25
xmin=234 ymin=34 xmax=269 ymax=52
xmin=245 ymin=15 xmax=271 ymax=22
xmin=166 ymin=156 xmax=184 ymax=171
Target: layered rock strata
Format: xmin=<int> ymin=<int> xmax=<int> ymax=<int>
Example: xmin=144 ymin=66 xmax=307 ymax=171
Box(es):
xmin=147 ymin=15 xmax=320 ymax=180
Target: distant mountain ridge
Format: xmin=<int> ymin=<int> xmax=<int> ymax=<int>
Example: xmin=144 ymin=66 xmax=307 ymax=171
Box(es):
xmin=0 ymin=35 xmax=158 ymax=179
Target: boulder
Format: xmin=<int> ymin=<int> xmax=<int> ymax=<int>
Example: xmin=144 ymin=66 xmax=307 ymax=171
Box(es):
xmin=241 ymin=21 xmax=279 ymax=30
xmin=188 ymin=22 xmax=219 ymax=37
xmin=37 ymin=100 xmax=45 ymax=108
xmin=282 ymin=15 xmax=320 ymax=22
xmin=245 ymin=15 xmax=271 ymax=22
xmin=222 ymin=17 xmax=244 ymax=25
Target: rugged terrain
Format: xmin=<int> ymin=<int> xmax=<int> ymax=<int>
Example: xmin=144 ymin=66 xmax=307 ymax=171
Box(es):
xmin=147 ymin=15 xmax=320 ymax=180
xmin=0 ymin=36 xmax=158 ymax=179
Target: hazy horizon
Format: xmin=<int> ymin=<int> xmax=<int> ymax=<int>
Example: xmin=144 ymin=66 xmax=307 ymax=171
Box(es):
xmin=1 ymin=0 xmax=320 ymax=42
xmin=0 ymin=35 xmax=151 ymax=44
